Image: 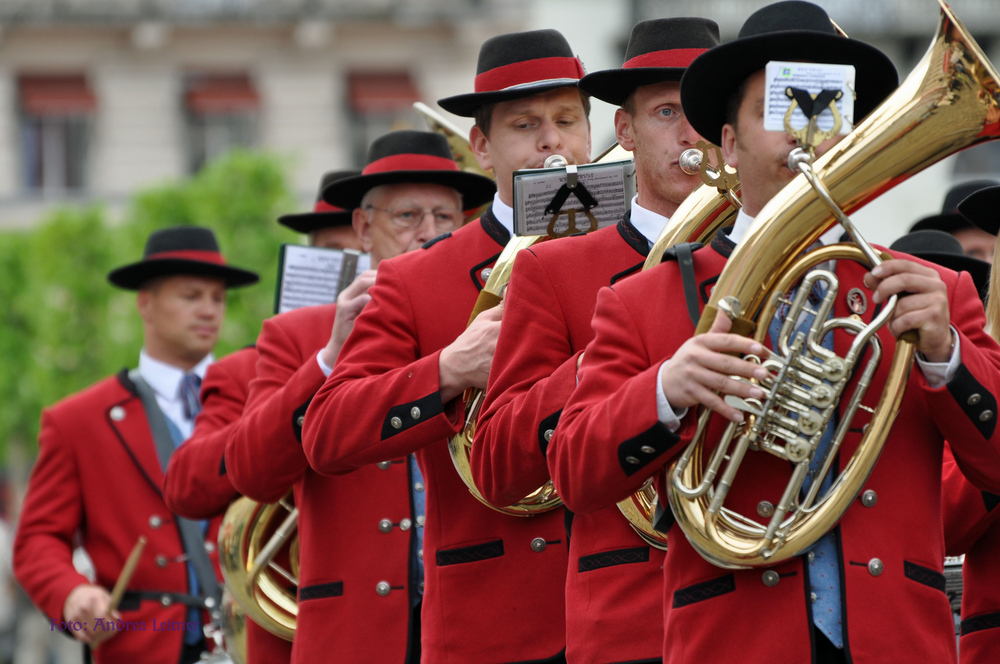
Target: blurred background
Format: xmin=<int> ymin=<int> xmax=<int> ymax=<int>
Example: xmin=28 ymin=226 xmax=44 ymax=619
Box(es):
xmin=0 ymin=0 xmax=998 ymax=661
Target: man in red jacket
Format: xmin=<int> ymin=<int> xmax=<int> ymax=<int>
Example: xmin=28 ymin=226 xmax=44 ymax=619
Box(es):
xmin=472 ymin=18 xmax=720 ymax=664
xmin=14 ymin=227 xmax=258 ymax=664
xmin=555 ymin=2 xmax=1000 ymax=662
xmin=226 ymin=130 xmax=495 ymax=664
xmin=302 ymin=29 xmax=591 ymax=663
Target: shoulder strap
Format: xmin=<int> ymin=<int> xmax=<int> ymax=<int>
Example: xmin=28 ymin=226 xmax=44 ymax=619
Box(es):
xmin=127 ymin=369 xmax=222 ymax=611
xmin=663 ymin=242 xmax=703 ymax=328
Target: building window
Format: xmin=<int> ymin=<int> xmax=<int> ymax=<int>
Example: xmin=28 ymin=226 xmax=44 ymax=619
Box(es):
xmin=18 ymin=74 xmax=95 ymax=194
xmin=347 ymin=72 xmax=421 ymax=165
xmin=183 ymin=73 xmax=259 ymax=173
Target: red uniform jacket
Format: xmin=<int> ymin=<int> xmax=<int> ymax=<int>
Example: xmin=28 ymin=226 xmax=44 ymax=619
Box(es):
xmin=13 ymin=370 xmax=223 ymax=664
xmin=555 ymin=234 xmax=1000 ymax=664
xmin=163 ymin=346 xmax=293 ymax=664
xmin=943 ymin=444 xmax=1000 ymax=664
xmin=303 ymin=209 xmax=568 ymax=664
xmin=226 ymin=303 xmax=419 ymax=664
xmin=477 ymin=218 xmax=663 ymax=664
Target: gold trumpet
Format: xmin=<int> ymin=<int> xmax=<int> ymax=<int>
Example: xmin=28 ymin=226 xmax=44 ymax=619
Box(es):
xmin=667 ymin=0 xmax=1000 ymax=568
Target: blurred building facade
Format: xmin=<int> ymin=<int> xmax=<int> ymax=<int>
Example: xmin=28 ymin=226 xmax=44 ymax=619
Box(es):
xmin=0 ymin=0 xmax=997 ymax=243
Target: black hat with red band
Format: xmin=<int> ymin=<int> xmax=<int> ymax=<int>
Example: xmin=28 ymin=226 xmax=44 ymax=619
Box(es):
xmin=580 ymin=18 xmax=721 ymax=106
xmin=437 ymin=29 xmax=585 ymax=117
xmin=108 ymin=226 xmax=259 ymax=290
xmin=322 ymin=130 xmax=496 ymax=210
xmin=278 ymin=170 xmax=360 ymax=234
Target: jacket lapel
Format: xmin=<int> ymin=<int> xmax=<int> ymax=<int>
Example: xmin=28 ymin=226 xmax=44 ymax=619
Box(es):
xmin=110 ymin=371 xmax=166 ymax=495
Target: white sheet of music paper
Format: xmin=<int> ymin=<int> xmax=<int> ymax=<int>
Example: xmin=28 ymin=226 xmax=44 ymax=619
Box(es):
xmin=763 ymin=61 xmax=856 ymax=135
xmin=275 ymin=245 xmax=370 ymax=313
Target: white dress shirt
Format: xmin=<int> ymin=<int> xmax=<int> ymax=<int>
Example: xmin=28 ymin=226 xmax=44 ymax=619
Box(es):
xmin=138 ymin=350 xmax=212 ymax=439
xmin=655 ymin=208 xmax=959 ymax=427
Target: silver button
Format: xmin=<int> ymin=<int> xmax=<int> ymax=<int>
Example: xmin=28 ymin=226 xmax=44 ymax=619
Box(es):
xmin=110 ymin=406 xmax=126 ymax=421
xmin=149 ymin=515 xmax=163 ymax=529
xmin=378 ymin=519 xmax=393 ymax=534
xmin=868 ymin=558 xmax=883 ymax=576
xmin=377 ymin=461 xmax=392 ymax=470
xmin=400 ymin=518 xmax=412 ymax=531
xmin=204 ymin=597 xmax=216 ymax=609
xmin=480 ymin=268 xmax=492 ymax=281
xmin=296 ymin=415 xmax=305 ymax=428
xmin=810 ymin=592 xmax=818 ymax=604
xmin=376 ymin=581 xmax=391 ymax=597
xmin=390 ymin=416 xmax=403 ymax=429
xmin=415 ymin=482 xmax=424 ymax=492
xmin=807 ymin=551 xmax=815 ymax=563
xmin=861 ymin=490 xmax=877 ymax=508
xmin=417 ymin=549 xmax=423 ymax=560
xmin=531 ymin=537 xmax=547 ymax=552
xmin=640 ymin=445 xmax=656 ymax=455
xmin=625 ymin=455 xmax=640 ymax=465
xmin=204 ymin=541 xmax=216 ymax=553
xmin=761 ymin=570 xmax=780 ymax=587
xmin=410 ymin=407 xmax=421 ymax=420
xmin=980 ymin=410 xmax=994 ymax=422
xmin=161 ymin=594 xmax=172 ymax=606
xmin=757 ymin=501 xmax=774 ymax=518
xmin=543 ymin=429 xmax=554 ymax=442
xmin=968 ymin=393 xmax=982 ymax=406
xmin=416 ymin=515 xmax=425 ymax=526
xmin=155 ymin=555 xmax=168 ymax=568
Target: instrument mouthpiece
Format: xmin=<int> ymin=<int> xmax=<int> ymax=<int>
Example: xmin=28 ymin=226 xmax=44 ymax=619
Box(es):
xmin=787 ymin=147 xmax=813 ymax=173
xmin=543 ymin=154 xmax=568 ymax=169
xmin=679 ymin=148 xmax=703 ymax=175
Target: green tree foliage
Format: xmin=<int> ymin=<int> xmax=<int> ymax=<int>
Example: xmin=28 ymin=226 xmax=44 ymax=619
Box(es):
xmin=0 ymin=149 xmax=300 ymax=459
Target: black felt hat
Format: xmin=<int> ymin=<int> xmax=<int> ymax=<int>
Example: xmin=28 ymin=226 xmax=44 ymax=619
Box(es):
xmin=322 ymin=130 xmax=496 ymax=210
xmin=957 ymin=183 xmax=1000 ymax=235
xmin=890 ymin=230 xmax=990 ymax=301
xmin=278 ymin=170 xmax=360 ymax=234
xmin=680 ymin=0 xmax=898 ymax=146
xmin=580 ymin=18 xmax=721 ymax=106
xmin=437 ymin=29 xmax=585 ymax=117
xmin=910 ymin=180 xmax=1000 ymax=235
xmin=108 ymin=226 xmax=259 ymax=290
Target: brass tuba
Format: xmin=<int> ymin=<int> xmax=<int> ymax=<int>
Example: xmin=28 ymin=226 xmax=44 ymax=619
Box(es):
xmin=666 ymin=0 xmax=1000 ymax=569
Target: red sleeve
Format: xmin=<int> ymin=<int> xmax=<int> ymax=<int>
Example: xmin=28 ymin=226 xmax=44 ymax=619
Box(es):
xmin=474 ymin=248 xmax=581 ymax=506
xmin=163 ymin=347 xmax=256 ymax=519
xmin=303 ymin=259 xmax=463 ymax=475
xmin=922 ymin=270 xmax=1000 ymax=493
xmin=942 ymin=442 xmax=1000 ymax=556
xmin=550 ymin=285 xmax=684 ymax=514
xmin=226 ymin=315 xmax=324 ymax=503
xmin=13 ymin=408 xmax=91 ymax=622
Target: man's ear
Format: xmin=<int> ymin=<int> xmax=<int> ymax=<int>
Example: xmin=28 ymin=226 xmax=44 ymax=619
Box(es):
xmin=136 ymin=290 xmax=152 ymax=322
xmin=614 ymin=108 xmax=635 ymax=152
xmin=352 ymin=207 xmax=375 ymax=253
xmin=721 ymin=123 xmax=739 ymax=169
xmin=469 ymin=125 xmax=493 ymax=173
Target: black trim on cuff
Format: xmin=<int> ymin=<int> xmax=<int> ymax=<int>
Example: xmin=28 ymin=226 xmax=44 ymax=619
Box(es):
xmin=983 ymin=491 xmax=1000 ymax=512
xmin=578 ymin=546 xmax=650 ymax=573
xmin=218 ymin=454 xmax=226 ymax=476
xmin=436 ymin=539 xmax=504 ymax=566
xmin=903 ymin=560 xmax=946 ymax=594
xmin=381 ymin=392 xmax=445 ymax=440
xmin=292 ymin=400 xmax=311 ymax=443
xmin=617 ymin=423 xmax=678 ymax=476
xmin=946 ymin=364 xmax=998 ymax=439
xmin=672 ymin=573 xmax=736 ymax=608
xmin=538 ymin=410 xmax=561 ymax=457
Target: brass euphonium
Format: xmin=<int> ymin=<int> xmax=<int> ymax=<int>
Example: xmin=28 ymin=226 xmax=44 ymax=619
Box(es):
xmin=666 ymin=0 xmax=1000 ymax=569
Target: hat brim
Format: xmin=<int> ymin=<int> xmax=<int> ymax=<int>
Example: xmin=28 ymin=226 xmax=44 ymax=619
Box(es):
xmin=909 ymin=212 xmax=975 ymax=234
xmin=277 ymin=210 xmax=354 ymax=234
xmin=438 ymin=80 xmax=581 ymax=117
xmin=579 ymin=67 xmax=685 ymax=106
xmin=322 ymin=170 xmax=496 ymax=211
xmin=958 ymin=188 xmax=1000 ymax=235
xmin=108 ymin=259 xmax=260 ymax=290
xmin=681 ymin=31 xmax=898 ymax=146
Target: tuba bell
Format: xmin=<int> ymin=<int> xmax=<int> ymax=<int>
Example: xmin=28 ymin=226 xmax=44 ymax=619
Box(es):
xmin=666 ymin=0 xmax=1000 ymax=569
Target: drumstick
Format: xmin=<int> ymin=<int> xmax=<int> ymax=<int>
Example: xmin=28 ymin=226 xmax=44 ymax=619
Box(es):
xmin=109 ymin=536 xmax=147 ymax=612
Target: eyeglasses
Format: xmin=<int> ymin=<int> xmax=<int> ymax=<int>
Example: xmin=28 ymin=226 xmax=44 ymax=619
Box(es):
xmin=366 ymin=205 xmax=464 ymax=231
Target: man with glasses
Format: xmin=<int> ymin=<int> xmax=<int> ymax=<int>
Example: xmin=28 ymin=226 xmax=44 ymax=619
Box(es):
xmin=302 ymin=29 xmax=591 ymax=663
xmin=225 ymin=130 xmax=494 ymax=664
